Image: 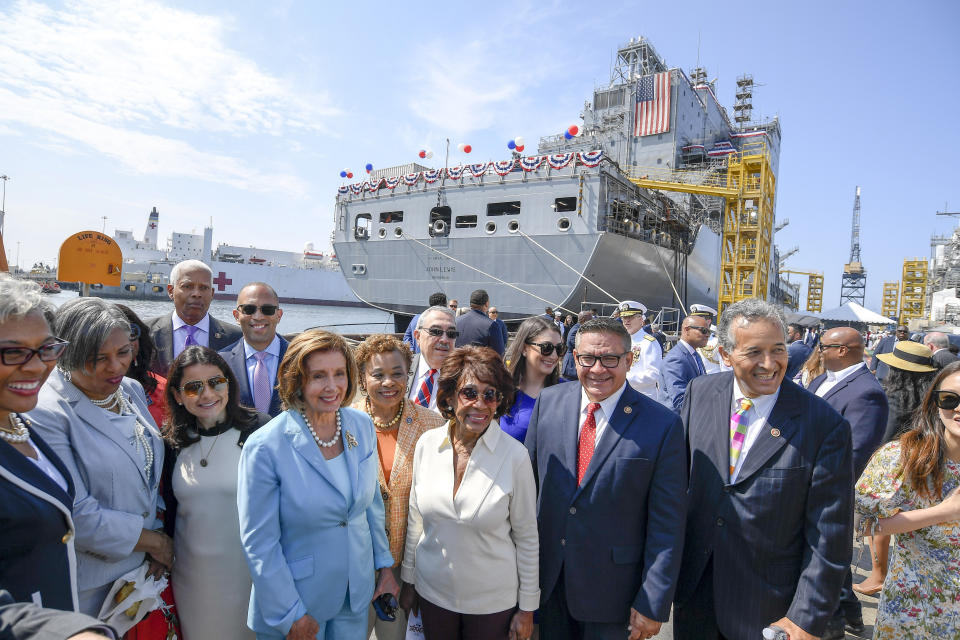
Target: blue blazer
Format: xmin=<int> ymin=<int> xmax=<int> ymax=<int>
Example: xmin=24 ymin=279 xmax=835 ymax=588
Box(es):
xmin=561 ymin=323 xmax=580 ymax=380
xmin=524 ymin=382 xmax=687 ymax=623
xmin=869 ymin=335 xmax=897 ymax=380
xmin=0 ymin=429 xmax=78 ymax=611
xmin=660 ymin=344 xmax=704 ymax=412
xmin=455 ymin=309 xmax=505 ymax=356
xmin=219 ymin=335 xmax=289 ymax=417
xmin=808 ymin=366 xmax=889 ymax=479
xmin=675 ymin=373 xmax=853 ymax=639
xmin=238 ymin=408 xmax=393 ymax=637
xmin=785 ymin=340 xmax=812 ymax=380
xmin=402 ymin=313 xmax=421 ymax=354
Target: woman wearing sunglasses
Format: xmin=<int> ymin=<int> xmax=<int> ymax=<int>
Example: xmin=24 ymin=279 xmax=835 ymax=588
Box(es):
xmin=351 ymin=334 xmax=444 ymax=640
xmin=161 ymin=346 xmax=268 ymax=639
xmin=400 ymin=346 xmax=538 ymax=640
xmin=29 ymin=297 xmax=170 ymax=616
xmin=501 ymin=316 xmax=566 ymax=442
xmin=855 ymin=359 xmax=960 ymax=639
xmin=0 ymin=275 xmax=77 ymax=611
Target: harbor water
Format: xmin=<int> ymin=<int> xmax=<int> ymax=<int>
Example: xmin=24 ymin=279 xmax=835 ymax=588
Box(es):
xmin=43 ymin=291 xmax=395 ymax=335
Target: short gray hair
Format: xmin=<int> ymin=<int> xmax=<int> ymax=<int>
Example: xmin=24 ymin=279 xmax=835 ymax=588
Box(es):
xmin=54 ymin=298 xmax=132 ymax=372
xmin=575 ymin=317 xmax=631 ymax=352
xmin=717 ymin=298 xmax=787 ymax=352
xmin=170 ymin=260 xmax=212 ymax=285
xmin=0 ymin=273 xmax=53 ymax=326
xmin=924 ymin=332 xmax=950 ymax=349
xmin=417 ymin=305 xmax=456 ymax=329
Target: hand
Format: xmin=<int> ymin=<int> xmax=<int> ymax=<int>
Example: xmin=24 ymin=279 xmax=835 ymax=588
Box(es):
xmin=145 ymin=558 xmax=168 ymax=580
xmin=768 ymin=616 xmax=816 ymax=640
xmin=398 ymin=581 xmax=419 ymax=617
xmin=939 ymin=486 xmax=960 ymax=522
xmin=286 ymin=614 xmax=320 ymax=640
xmin=135 ymin=529 xmax=173 ymax=570
xmin=508 ymin=609 xmax=533 ymax=640
xmin=372 ymin=568 xmax=400 ymax=602
xmin=628 ymin=608 xmax=662 ymax=640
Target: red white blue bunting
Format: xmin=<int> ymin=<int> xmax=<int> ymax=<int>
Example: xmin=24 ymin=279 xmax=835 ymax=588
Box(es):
xmin=384 ymin=176 xmax=400 ymax=189
xmin=423 ymin=169 xmax=442 ymax=184
xmin=366 ymin=179 xmax=382 ymax=192
xmin=493 ymin=160 xmax=515 ymax=176
xmin=446 ymin=166 xmax=464 ymax=180
xmin=338 ymin=185 xmax=349 ymax=194
xmin=577 ymin=150 xmax=603 ymax=167
xmin=707 ymin=148 xmax=736 ymax=157
xmin=547 ymin=153 xmax=574 ymax=170
xmin=468 ymin=162 xmax=489 ymax=178
xmin=520 ymin=156 xmax=544 ymax=172
xmin=402 ymin=173 xmax=420 ymax=186
xmin=349 ymin=183 xmax=364 ymax=195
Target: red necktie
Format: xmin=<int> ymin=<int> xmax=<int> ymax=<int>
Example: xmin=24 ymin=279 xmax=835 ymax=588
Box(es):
xmin=577 ymin=403 xmax=601 ymax=484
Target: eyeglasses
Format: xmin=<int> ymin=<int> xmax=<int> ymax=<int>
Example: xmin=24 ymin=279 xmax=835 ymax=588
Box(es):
xmin=818 ymin=343 xmax=846 ymax=352
xmin=526 ymin=340 xmax=566 ymax=356
xmin=179 ymin=375 xmax=229 ymax=398
xmin=423 ymin=326 xmax=459 ymax=340
xmin=575 ymin=352 xmax=629 ymax=368
xmin=934 ymin=390 xmax=960 ymax=411
xmin=458 ymin=387 xmax=502 ymax=404
xmin=0 ymin=340 xmax=69 ymax=366
xmin=237 ymin=304 xmax=279 ymax=316
xmin=686 ymin=325 xmax=711 ymax=335
xmin=129 ymin=324 xmax=141 ymax=341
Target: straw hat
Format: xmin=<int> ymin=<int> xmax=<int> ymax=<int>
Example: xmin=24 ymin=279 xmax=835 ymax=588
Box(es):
xmin=876 ymin=340 xmax=936 ymax=373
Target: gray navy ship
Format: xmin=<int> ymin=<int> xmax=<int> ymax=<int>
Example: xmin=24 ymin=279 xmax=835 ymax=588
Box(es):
xmin=333 ymin=37 xmax=785 ymax=323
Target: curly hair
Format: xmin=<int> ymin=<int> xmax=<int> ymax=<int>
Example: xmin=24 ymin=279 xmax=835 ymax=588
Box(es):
xmin=883 ymin=367 xmax=936 ymax=439
xmin=115 ymin=303 xmax=157 ymax=396
xmin=163 ymin=346 xmax=259 ymax=449
xmin=503 ymin=316 xmax=562 ymax=388
xmin=435 ymin=345 xmax=515 ymax=421
xmin=897 ymin=360 xmax=960 ymax=501
xmin=353 ymin=334 xmax=413 ymax=392
xmin=277 ymin=329 xmax=358 ymax=411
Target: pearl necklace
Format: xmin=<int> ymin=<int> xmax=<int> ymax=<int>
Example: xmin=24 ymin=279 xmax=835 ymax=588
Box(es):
xmin=0 ymin=413 xmax=30 ymax=444
xmin=90 ymin=388 xmax=155 ymax=483
xmin=90 ymin=389 xmax=122 ymax=410
xmin=301 ymin=409 xmax=341 ymax=447
xmin=365 ymin=397 xmax=404 ymax=431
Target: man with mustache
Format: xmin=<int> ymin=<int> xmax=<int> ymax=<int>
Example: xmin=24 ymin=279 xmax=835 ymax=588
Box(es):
xmin=406 ymin=305 xmax=458 ymax=413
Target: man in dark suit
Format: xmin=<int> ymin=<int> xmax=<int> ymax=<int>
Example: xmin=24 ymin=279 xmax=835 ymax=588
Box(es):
xmin=561 ymin=310 xmax=592 ymax=380
xmin=402 ymin=291 xmax=447 ymax=355
xmin=923 ymin=331 xmax=959 ymax=368
xmin=807 ymin=326 xmax=888 ymax=638
xmin=661 ymin=313 xmax=711 ymax=411
xmin=488 ymin=305 xmax=509 ymax=346
xmin=0 ymin=590 xmax=116 ymax=639
xmin=406 ymin=305 xmax=457 ymax=413
xmin=146 ymin=260 xmax=241 ymax=375
xmin=525 ymin=318 xmax=687 ymax=639
xmin=454 ymin=289 xmax=505 ymax=356
xmin=785 ymin=322 xmax=812 ymax=380
xmin=219 ymin=282 xmax=288 ymax=417
xmin=674 ymin=298 xmax=853 ymax=640
xmin=869 ymin=325 xmax=908 ymax=380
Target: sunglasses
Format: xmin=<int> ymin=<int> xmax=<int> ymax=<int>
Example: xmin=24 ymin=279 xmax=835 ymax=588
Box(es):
xmin=526 ymin=340 xmax=566 ymax=356
xmin=686 ymin=325 xmax=710 ymax=335
xmin=818 ymin=343 xmax=846 ymax=352
xmin=129 ymin=324 xmax=141 ymax=341
xmin=237 ymin=304 xmax=279 ymax=316
xmin=179 ymin=375 xmax=229 ymax=398
xmin=934 ymin=390 xmax=960 ymax=411
xmin=458 ymin=387 xmax=502 ymax=405
xmin=576 ymin=352 xmax=629 ymax=368
xmin=424 ymin=326 xmax=459 ymax=340
xmin=0 ymin=340 xmax=69 ymax=366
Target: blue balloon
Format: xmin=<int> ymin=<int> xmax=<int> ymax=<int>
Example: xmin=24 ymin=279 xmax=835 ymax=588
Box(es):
xmin=365 ymin=163 xmax=373 ymax=172
xmin=507 ymin=140 xmax=516 ymax=150
xmin=564 ymin=131 xmax=573 ymax=140
xmin=339 ymin=170 xmax=347 ymax=177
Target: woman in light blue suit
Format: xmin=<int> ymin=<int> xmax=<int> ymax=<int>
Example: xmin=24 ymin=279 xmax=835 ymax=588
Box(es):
xmin=28 ymin=298 xmax=171 ymax=616
xmin=239 ymin=329 xmax=398 ymax=639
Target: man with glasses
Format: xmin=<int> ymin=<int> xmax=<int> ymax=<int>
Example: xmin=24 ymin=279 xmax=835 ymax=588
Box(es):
xmin=454 ymin=289 xmax=505 ymax=356
xmin=661 ymin=314 xmax=712 ymax=411
xmin=525 ymin=318 xmax=687 ymax=640
xmin=785 ymin=323 xmax=812 ymax=381
xmin=618 ymin=300 xmax=668 ymax=404
xmin=403 ymin=291 xmax=447 ymax=355
xmin=219 ymin=282 xmax=287 ymax=417
xmin=147 ymin=259 xmax=241 ymax=375
xmin=407 ymin=306 xmax=458 ymax=412
xmin=869 ymin=325 xmax=909 ymax=381
xmin=488 ymin=306 xmax=509 ymax=346
xmin=806 ymin=327 xmax=888 ymax=638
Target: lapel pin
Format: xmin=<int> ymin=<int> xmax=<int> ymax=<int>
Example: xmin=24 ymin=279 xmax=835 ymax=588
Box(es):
xmin=406 ymin=417 xmax=413 ymax=424
xmin=770 ymin=428 xmax=781 ymax=437
xmin=345 ymin=431 xmax=358 ymax=449
xmin=624 ymin=406 xmax=632 ymax=414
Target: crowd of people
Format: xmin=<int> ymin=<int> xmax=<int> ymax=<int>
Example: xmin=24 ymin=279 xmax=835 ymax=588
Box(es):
xmin=0 ymin=262 xmax=958 ymax=640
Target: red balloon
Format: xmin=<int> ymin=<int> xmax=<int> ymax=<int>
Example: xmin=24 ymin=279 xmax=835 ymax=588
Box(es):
xmin=516 ymin=145 xmax=525 ymax=152
xmin=418 ymin=150 xmax=426 ymax=158
xmin=568 ymin=125 xmax=579 ymax=136
xmin=347 ymin=172 xmax=353 ymax=179
xmin=463 ymin=145 xmax=472 ymax=153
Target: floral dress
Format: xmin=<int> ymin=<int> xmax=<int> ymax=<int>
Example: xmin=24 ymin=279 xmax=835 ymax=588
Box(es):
xmin=855 ymin=441 xmax=960 ymax=639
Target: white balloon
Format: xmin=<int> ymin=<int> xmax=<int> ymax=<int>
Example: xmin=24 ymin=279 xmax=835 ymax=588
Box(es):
xmin=457 ymin=142 xmax=466 ymax=151
xmin=426 ymin=151 xmax=434 ymax=159
xmin=515 ymin=136 xmax=525 ymax=146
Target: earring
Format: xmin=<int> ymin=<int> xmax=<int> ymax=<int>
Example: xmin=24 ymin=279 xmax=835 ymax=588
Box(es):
xmin=58 ymin=366 xmax=72 ymax=382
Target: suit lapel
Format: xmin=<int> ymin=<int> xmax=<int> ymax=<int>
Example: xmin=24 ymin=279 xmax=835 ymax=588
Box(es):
xmin=734 ymin=384 xmax=801 ymax=484
xmin=285 ymin=412 xmax=342 ymax=502
xmin=558 ymin=383 xmax=582 ymax=481
xmin=822 ymin=366 xmax=867 ymax=402
xmin=229 ymin=340 xmax=253 ymax=406
xmin=574 ymin=388 xmax=632 ymax=498
xmin=154 ymin=318 xmax=174 ymax=374
xmin=707 ymin=376 xmax=735 ymax=478
xmin=0 ymin=437 xmax=73 ymax=508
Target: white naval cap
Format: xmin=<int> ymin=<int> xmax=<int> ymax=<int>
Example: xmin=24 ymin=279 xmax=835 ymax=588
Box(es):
xmin=618 ymin=300 xmax=647 ymax=317
xmin=689 ymin=303 xmax=718 ymax=318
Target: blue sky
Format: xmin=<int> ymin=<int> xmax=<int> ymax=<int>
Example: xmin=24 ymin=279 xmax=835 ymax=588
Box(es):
xmin=1 ymin=0 xmax=958 ymax=310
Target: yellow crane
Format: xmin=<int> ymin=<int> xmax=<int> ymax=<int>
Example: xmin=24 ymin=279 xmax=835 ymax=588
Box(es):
xmin=881 ymin=281 xmax=900 ymax=322
xmin=628 ymin=140 xmax=776 ymax=313
xmin=899 ymin=259 xmax=928 ymax=323
xmin=780 ymin=270 xmax=824 ymax=312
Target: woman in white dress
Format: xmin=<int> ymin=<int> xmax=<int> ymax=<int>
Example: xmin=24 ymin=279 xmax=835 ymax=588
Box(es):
xmin=162 ymin=346 xmax=269 ymax=639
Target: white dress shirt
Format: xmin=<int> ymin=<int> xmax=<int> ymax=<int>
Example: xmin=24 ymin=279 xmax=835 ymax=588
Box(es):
xmin=577 ymin=382 xmax=628 ymax=446
xmin=172 ymin=311 xmax=210 ymax=357
xmin=402 ymin=422 xmax=540 ymax=614
xmin=243 ymin=335 xmax=281 ymax=402
xmin=408 ymin=357 xmax=440 ymax=412
xmin=815 ymin=361 xmax=865 ymax=397
xmin=729 ymin=379 xmax=780 ymax=483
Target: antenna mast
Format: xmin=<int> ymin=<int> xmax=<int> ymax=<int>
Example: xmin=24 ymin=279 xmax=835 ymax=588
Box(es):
xmin=839 ymin=186 xmax=866 ymax=305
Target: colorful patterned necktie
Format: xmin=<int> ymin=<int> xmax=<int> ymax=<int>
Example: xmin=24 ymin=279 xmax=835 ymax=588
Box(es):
xmin=729 ymin=397 xmax=754 ymax=480
xmin=252 ymin=351 xmax=271 ymax=413
xmin=577 ymin=403 xmax=601 ymax=484
xmin=184 ymin=324 xmax=199 ymax=348
xmin=415 ymin=369 xmax=437 ymax=407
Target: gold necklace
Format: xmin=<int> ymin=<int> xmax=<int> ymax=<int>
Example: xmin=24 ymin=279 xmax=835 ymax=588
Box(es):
xmin=366 ymin=397 xmax=404 ymax=431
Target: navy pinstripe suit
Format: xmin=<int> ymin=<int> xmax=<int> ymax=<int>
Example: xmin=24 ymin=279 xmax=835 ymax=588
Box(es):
xmin=674 ymin=372 xmax=854 ymax=640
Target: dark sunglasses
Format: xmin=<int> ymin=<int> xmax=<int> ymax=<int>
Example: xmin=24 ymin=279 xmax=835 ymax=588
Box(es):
xmin=237 ymin=304 xmax=279 ymax=316
xmin=686 ymin=325 xmax=710 ymax=335
xmin=526 ymin=340 xmax=566 ymax=356
xmin=934 ymin=390 xmax=960 ymax=411
xmin=458 ymin=387 xmax=502 ymax=405
xmin=424 ymin=326 xmax=459 ymax=339
xmin=576 ymin=352 xmax=628 ymax=368
xmin=129 ymin=324 xmax=141 ymax=341
xmin=0 ymin=340 xmax=69 ymax=366
xmin=180 ymin=375 xmax=229 ymax=398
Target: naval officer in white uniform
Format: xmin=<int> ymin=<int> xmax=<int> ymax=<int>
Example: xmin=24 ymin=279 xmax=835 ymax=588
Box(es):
xmin=618 ymin=300 xmax=668 ymax=404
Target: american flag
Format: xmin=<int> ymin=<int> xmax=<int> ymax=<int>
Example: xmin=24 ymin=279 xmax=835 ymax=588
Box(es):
xmin=633 ymin=72 xmax=671 ymax=137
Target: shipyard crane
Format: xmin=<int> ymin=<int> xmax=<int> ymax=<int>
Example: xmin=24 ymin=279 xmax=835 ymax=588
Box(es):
xmin=781 ymin=270 xmax=824 ymax=312
xmin=839 ymin=186 xmax=866 ymax=305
